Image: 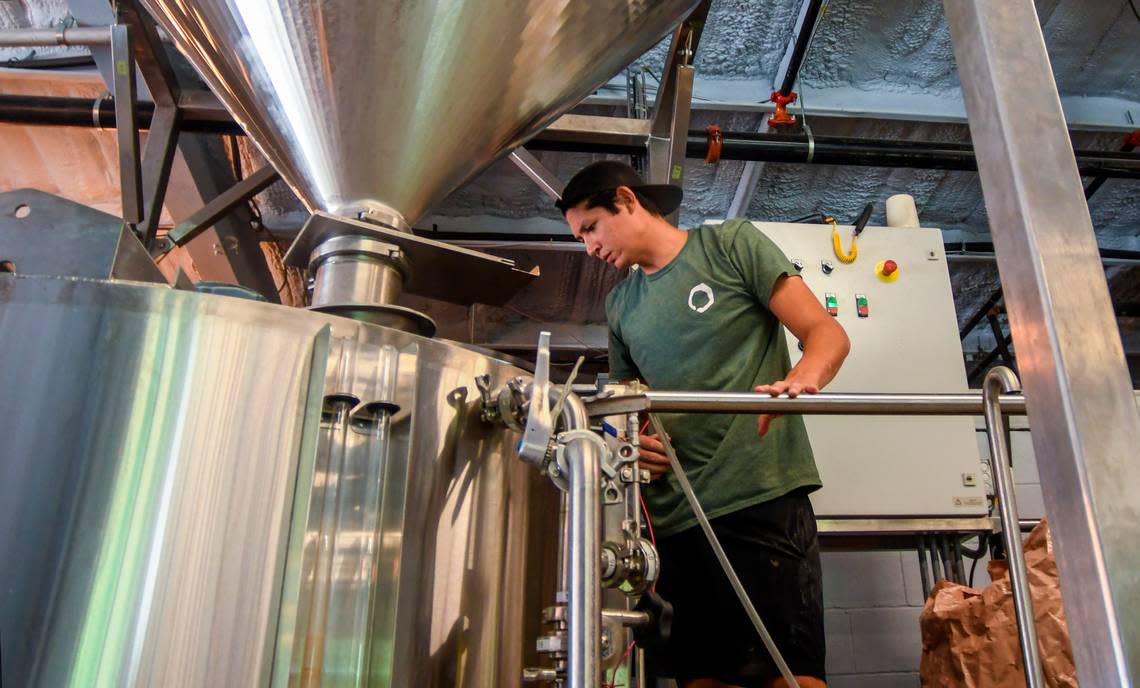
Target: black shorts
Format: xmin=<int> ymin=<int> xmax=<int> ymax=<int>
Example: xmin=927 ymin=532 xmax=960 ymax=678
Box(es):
xmin=646 ymin=489 xmax=825 ymax=685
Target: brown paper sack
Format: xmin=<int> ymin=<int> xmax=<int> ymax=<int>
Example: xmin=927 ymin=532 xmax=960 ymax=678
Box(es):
xmin=919 ymin=519 xmax=1078 ymax=687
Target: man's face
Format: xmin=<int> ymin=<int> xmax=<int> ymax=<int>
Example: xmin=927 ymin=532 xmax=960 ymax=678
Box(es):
xmin=565 ymin=195 xmax=641 ymax=269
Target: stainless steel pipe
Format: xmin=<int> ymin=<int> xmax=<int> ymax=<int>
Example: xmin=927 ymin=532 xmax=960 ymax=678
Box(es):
xmin=589 ymin=391 xmax=1029 ymax=417
xmin=601 ymin=609 xmax=651 ymax=627
xmin=983 ymin=367 xmax=1045 ymax=687
xmin=305 ymin=235 xmax=436 ymax=336
xmin=559 ymin=392 xmax=603 ymax=688
xmin=0 ymin=26 xmax=112 ymax=47
xmin=308 ymin=235 xmax=406 ymax=307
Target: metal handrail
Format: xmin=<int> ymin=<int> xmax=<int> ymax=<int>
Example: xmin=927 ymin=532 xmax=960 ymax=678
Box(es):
xmin=587 ymin=390 xmax=1028 ymax=417
xmin=982 ymin=367 xmax=1045 ymax=687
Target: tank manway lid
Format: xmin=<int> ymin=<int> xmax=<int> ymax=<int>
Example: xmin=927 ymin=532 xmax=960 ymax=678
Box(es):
xmin=138 ymin=0 xmax=702 ymax=225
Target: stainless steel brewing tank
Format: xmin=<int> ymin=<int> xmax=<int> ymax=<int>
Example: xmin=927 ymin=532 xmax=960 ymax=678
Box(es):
xmin=0 ymin=273 xmax=560 ymax=687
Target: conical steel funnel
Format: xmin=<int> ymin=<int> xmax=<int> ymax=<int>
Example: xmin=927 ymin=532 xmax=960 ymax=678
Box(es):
xmin=140 ymin=0 xmax=701 ymax=225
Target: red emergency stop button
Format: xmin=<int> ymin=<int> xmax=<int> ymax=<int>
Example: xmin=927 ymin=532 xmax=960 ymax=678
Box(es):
xmin=875 ymin=259 xmax=900 ymax=282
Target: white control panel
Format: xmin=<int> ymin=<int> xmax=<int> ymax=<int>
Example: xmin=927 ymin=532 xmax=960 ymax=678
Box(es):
xmin=712 ymin=220 xmax=988 ymax=519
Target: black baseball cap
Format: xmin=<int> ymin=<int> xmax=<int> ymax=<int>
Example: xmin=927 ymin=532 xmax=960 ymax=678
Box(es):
xmin=555 ymin=160 xmax=683 ymax=216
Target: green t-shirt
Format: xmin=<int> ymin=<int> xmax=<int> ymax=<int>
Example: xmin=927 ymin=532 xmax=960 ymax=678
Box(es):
xmin=606 ymin=219 xmax=821 ymax=537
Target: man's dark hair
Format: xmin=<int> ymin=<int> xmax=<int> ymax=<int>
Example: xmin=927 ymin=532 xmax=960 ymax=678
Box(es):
xmin=555 ymin=160 xmax=682 ymax=217
xmin=579 ymin=187 xmax=664 ymax=217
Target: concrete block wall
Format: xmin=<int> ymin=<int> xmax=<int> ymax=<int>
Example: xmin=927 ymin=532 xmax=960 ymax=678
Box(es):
xmin=822 ymin=551 xmax=922 ymax=686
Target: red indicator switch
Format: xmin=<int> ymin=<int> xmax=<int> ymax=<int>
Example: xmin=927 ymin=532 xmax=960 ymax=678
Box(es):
xmin=855 ymin=294 xmax=869 ymax=318
xmin=825 ymin=293 xmax=839 ymax=316
xmin=875 ymin=259 xmax=901 ymax=283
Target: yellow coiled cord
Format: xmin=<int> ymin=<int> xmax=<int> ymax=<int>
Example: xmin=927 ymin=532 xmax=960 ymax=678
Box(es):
xmin=830 ymin=217 xmax=857 ymax=263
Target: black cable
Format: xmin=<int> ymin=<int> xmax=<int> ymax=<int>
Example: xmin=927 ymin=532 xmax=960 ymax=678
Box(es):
xmin=916 ymin=540 xmax=932 ymax=600
xmin=4 ymin=55 xmax=96 ymax=69
xmin=790 ymin=212 xmax=828 ymax=224
xmin=960 ymin=534 xmax=988 ymax=587
xmin=1128 ymin=0 xmax=1140 ymax=23
xmin=851 ymin=203 xmax=874 ymax=236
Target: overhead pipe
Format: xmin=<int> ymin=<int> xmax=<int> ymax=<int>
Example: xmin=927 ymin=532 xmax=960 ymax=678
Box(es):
xmin=0 ymin=94 xmax=244 ymax=135
xmin=526 ymin=129 xmax=1140 ymax=179
xmin=3 ymin=95 xmax=1139 ymax=179
xmin=1084 ymin=130 xmax=1139 ymax=199
xmin=683 ymin=133 xmax=1140 ymax=179
xmin=0 ymin=26 xmax=112 ymax=47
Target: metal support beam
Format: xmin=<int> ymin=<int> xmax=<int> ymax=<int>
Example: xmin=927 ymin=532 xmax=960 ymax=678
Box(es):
xmin=959 ymin=287 xmax=1003 ymax=341
xmin=966 ymin=332 xmax=1013 ymax=384
xmin=158 ymin=164 xmax=280 ymax=252
xmin=651 ymin=0 xmax=710 ymax=141
xmin=110 ymin=23 xmax=142 ymax=226
xmin=165 ymin=138 xmax=282 ymax=301
xmin=61 ymin=0 xmax=276 ymax=298
xmin=137 ymin=106 xmax=181 ymax=248
xmin=1085 ymin=132 xmax=1138 ymax=200
xmin=647 ymin=63 xmax=694 ymax=221
xmin=114 ymin=0 xmax=179 ymax=107
xmin=68 ymin=0 xmax=134 ymax=96
xmin=113 ymin=0 xmax=181 ymax=246
xmin=507 ymin=148 xmax=564 ymax=201
xmin=985 ymin=311 xmax=1017 ymax=373
xmin=644 ymin=0 xmax=710 ymax=223
xmin=648 ymin=60 xmax=694 ymax=179
xmin=945 ymin=1 xmax=1140 ymax=683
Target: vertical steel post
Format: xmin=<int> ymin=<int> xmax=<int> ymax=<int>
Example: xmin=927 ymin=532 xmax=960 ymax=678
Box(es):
xmin=110 ymin=23 xmax=142 ymax=225
xmin=647 ymin=1 xmax=709 ymax=225
xmin=647 ymin=63 xmax=694 ymax=227
xmin=983 ymin=367 xmax=1045 ymax=687
xmin=558 ymin=395 xmax=603 ymax=688
xmin=944 ymin=1 xmax=1140 ymax=683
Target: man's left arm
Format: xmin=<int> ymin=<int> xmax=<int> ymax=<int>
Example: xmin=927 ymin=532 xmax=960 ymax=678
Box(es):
xmin=755 ymin=274 xmax=850 ymax=435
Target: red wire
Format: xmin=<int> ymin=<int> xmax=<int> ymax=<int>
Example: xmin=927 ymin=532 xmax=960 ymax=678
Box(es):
xmin=604 ymin=640 xmax=638 ymax=688
xmin=639 ymin=494 xmax=656 ymax=548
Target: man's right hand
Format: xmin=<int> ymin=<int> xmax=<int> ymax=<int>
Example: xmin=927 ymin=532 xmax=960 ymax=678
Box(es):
xmin=637 ymin=432 xmax=671 ymax=480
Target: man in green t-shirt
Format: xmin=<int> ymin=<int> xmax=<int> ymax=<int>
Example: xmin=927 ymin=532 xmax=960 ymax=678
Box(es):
xmin=557 ymin=160 xmax=849 ymax=688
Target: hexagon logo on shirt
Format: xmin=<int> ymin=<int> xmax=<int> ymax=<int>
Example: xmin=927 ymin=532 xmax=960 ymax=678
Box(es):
xmin=688 ymin=282 xmax=715 ymax=314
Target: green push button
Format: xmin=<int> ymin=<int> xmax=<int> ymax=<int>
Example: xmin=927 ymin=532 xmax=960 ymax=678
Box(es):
xmin=825 ymin=293 xmax=839 ymax=316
